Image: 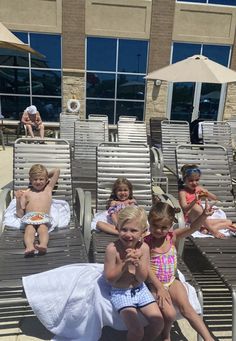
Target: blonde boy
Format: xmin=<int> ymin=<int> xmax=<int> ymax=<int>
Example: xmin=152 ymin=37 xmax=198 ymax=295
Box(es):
xmin=104 ymin=206 xmax=164 ymax=341
xmin=15 ymin=164 xmax=60 ymax=256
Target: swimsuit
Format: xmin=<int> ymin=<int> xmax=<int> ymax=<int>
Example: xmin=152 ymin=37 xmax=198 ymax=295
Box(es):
xmin=21 ymin=212 xmax=52 ymax=227
xmin=145 ymin=233 xmax=178 ymax=288
xmin=110 ymin=282 xmax=155 ymax=312
xmin=179 ymin=187 xmax=202 ymax=222
xmin=108 ymin=200 xmax=137 ymax=216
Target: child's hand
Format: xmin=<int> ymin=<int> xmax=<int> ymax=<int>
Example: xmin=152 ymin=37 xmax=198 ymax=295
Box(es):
xmin=196 ymin=190 xmax=208 ymax=199
xmin=125 ymin=248 xmax=142 ymax=267
xmin=202 ymin=198 xmax=214 ymax=217
xmin=155 ymin=286 xmax=172 ymax=309
xmin=15 ymin=190 xmax=25 ymax=199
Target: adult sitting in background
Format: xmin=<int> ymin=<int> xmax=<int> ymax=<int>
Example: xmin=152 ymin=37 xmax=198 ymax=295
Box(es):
xmin=21 ymin=105 xmax=44 ymax=139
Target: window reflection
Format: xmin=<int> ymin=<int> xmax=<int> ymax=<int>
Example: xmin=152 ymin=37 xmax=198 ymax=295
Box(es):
xmin=87 ymin=37 xmax=116 ymax=71
xmin=171 ymin=83 xmax=195 ymax=122
xmin=30 ymin=33 xmax=61 ymax=69
xmin=86 ymin=37 xmax=148 ymax=123
xmin=86 ymin=73 xmax=115 ymax=98
xmin=31 ymin=70 xmax=61 ymax=96
xmin=0 ymin=68 xmax=30 ymax=94
xmin=118 ymin=40 xmax=148 ymax=73
xmin=202 ymin=45 xmax=230 ymax=66
xmin=1 ymin=96 xmax=30 ymax=119
xmin=117 ymin=75 xmax=145 ymax=100
xmin=0 ymin=49 xmax=29 ymax=67
xmin=86 ymin=99 xmax=114 ymax=124
xmin=32 ymin=97 xmax=62 ymax=121
xmin=116 ymin=101 xmax=144 ymax=121
xmin=199 ymin=84 xmax=221 ymax=120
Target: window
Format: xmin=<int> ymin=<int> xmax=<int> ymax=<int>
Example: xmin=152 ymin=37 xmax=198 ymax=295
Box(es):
xmin=176 ymin=0 xmax=236 ymax=5
xmin=86 ymin=37 xmax=148 ymax=124
xmin=0 ymin=32 xmax=62 ymax=121
xmin=170 ymin=42 xmax=231 ymax=122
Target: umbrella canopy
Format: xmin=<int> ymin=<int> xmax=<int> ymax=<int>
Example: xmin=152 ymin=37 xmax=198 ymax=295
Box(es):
xmin=146 ymin=55 xmax=236 ymax=84
xmin=0 ymin=22 xmax=43 ymax=58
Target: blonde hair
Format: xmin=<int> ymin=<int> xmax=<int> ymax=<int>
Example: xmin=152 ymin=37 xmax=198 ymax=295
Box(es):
xmin=29 ymin=164 xmax=48 ymax=180
xmin=117 ymin=206 xmax=147 ymax=231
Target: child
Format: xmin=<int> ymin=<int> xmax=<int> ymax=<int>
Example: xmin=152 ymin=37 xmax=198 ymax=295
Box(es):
xmin=104 ymin=206 xmax=164 ymax=341
xmin=178 ymin=164 xmax=236 ymax=238
xmin=96 ymin=178 xmax=137 ymax=235
xmin=15 ymin=164 xmax=60 ymax=256
xmin=145 ymin=201 xmax=214 ymax=341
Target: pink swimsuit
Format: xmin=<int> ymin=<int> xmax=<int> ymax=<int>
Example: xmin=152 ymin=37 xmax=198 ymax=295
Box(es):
xmin=145 ymin=233 xmax=177 ymax=288
xmin=179 ymin=186 xmax=202 ymax=222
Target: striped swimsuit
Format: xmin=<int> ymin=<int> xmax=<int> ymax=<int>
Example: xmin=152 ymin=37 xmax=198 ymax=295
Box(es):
xmin=145 ymin=233 xmax=177 ymax=288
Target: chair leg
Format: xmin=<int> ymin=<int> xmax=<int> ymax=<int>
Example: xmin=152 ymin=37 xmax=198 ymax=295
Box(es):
xmin=0 ymin=129 xmax=5 ymax=150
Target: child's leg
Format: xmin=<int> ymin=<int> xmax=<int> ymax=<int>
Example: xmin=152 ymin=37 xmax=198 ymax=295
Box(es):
xmin=35 ymin=224 xmax=49 ymax=254
xmin=24 ymin=224 xmax=36 ymax=254
xmin=169 ymin=280 xmax=214 ymax=341
xmin=140 ymin=302 xmax=166 ymax=341
xmin=120 ymin=307 xmax=145 ymax=341
xmin=96 ymin=221 xmax=119 ymax=235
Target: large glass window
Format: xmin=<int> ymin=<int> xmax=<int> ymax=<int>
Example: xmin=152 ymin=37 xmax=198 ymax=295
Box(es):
xmin=0 ymin=32 xmax=62 ymax=121
xmin=177 ymin=0 xmax=236 ymax=5
xmin=86 ymin=37 xmax=148 ymax=124
xmin=170 ymin=42 xmax=231 ymax=122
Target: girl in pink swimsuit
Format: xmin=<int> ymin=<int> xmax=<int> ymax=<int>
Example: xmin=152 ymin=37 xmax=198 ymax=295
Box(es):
xmin=178 ymin=164 xmax=236 ymax=238
xmin=145 ymin=201 xmax=214 ymax=341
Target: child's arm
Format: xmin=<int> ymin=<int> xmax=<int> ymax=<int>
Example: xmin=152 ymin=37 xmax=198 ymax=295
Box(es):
xmin=126 ymin=243 xmax=150 ymax=282
xmin=15 ymin=190 xmax=26 ymax=218
xmin=147 ymin=269 xmax=172 ymax=308
xmin=96 ymin=221 xmax=119 ymax=235
xmin=175 ymin=199 xmax=214 ymax=239
xmin=47 ymin=168 xmax=60 ymax=190
xmin=197 ymin=186 xmax=218 ymax=201
xmin=104 ymin=243 xmax=128 ymax=285
xmin=178 ymin=190 xmax=199 ymax=214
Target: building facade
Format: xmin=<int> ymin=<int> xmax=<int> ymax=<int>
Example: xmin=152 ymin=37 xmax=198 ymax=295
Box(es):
xmin=0 ymin=0 xmax=236 ymax=123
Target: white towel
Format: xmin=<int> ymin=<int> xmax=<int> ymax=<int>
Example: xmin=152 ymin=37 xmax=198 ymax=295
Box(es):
xmin=3 ymin=199 xmax=70 ymax=232
xmin=23 ymin=264 xmax=202 ymax=341
xmin=91 ymin=210 xmax=113 ymax=231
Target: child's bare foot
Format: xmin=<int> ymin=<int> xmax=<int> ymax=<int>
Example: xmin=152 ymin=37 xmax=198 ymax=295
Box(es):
xmin=24 ymin=247 xmax=36 ymax=257
xmin=211 ymin=231 xmax=226 ymax=239
xmin=35 ymin=244 xmax=47 ymax=255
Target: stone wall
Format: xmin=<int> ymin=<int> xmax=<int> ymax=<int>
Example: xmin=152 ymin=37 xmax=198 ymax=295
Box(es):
xmin=145 ymin=81 xmax=168 ymax=122
xmin=223 ymin=83 xmax=236 ymax=120
xmin=62 ymin=72 xmax=85 ymax=119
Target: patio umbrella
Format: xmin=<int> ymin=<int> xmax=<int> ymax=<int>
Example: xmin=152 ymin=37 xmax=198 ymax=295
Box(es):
xmin=146 ymin=55 xmax=236 ymax=84
xmin=0 ymin=22 xmax=43 ymax=57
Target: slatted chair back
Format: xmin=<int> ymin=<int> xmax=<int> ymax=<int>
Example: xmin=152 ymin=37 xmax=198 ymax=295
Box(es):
xmin=161 ymin=120 xmax=190 ymax=173
xmin=201 ymin=121 xmax=233 ymax=165
xmin=14 ymin=138 xmax=73 ymax=215
xmin=59 ymin=112 xmax=79 ymax=145
xmin=150 ymin=116 xmax=165 ymax=147
xmin=118 ymin=115 xmax=137 ymax=122
xmin=117 ymin=121 xmax=147 ymax=144
xmin=176 ymin=144 xmax=236 ymax=222
xmin=73 ymin=120 xmax=106 ymax=196
xmin=96 ymin=142 xmax=153 ymax=212
xmin=88 ymin=114 xmax=109 ymax=141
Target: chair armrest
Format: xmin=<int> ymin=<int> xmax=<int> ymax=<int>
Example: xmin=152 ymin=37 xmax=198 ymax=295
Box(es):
xmin=74 ymin=187 xmax=85 ymax=227
xmin=83 ymin=191 xmax=92 ymax=253
xmin=151 ymin=146 xmax=164 ymax=175
xmin=0 ymin=189 xmax=12 ymax=234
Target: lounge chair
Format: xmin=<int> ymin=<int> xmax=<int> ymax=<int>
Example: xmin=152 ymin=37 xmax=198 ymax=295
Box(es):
xmin=149 ymin=116 xmax=166 ymax=147
xmin=0 ymin=138 xmax=88 ymax=332
xmin=59 ymin=112 xmax=79 ymax=145
xmin=73 ymin=119 xmax=106 ymax=203
xmin=175 ymin=143 xmax=236 ymax=340
xmin=88 ymin=114 xmax=109 ymax=141
xmin=117 ymin=121 xmax=147 ymax=144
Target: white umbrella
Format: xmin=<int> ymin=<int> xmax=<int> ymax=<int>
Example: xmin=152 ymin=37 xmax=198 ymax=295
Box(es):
xmin=0 ymin=22 xmax=43 ymax=57
xmin=146 ymin=55 xmax=236 ymax=84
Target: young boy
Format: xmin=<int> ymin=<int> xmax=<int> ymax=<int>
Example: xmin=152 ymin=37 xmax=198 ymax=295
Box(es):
xmin=104 ymin=206 xmax=164 ymax=341
xmin=15 ymin=164 xmax=60 ymax=256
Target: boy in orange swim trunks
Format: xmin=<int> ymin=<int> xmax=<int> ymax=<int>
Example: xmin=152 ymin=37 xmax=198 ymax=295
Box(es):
xmin=15 ymin=164 xmax=60 ymax=256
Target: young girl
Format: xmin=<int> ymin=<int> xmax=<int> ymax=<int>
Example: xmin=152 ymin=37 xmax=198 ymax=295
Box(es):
xmin=104 ymin=206 xmax=164 ymax=341
xmin=96 ymin=178 xmax=137 ymax=235
xmin=145 ymin=201 xmax=214 ymax=341
xmin=178 ymin=164 xmax=236 ymax=238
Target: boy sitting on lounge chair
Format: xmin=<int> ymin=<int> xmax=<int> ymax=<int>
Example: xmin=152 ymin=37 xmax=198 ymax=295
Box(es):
xmin=15 ymin=164 xmax=60 ymax=256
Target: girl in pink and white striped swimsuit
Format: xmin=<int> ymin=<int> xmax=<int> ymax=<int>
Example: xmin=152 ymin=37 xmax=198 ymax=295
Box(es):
xmin=145 ymin=202 xmax=214 ymax=341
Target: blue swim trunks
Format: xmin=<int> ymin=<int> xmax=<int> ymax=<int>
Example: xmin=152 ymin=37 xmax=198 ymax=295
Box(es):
xmin=110 ymin=282 xmax=155 ymax=313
